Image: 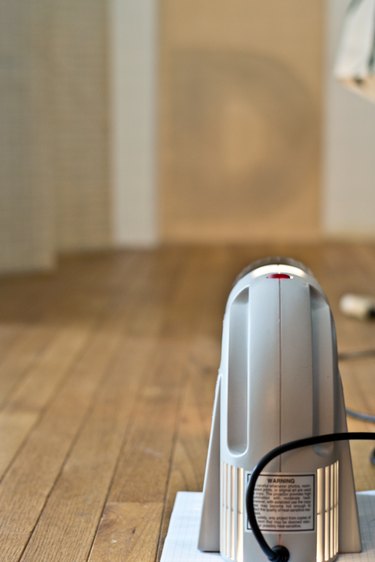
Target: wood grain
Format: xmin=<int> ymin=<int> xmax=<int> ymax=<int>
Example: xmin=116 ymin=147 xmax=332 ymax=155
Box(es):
xmin=0 ymin=245 xmax=373 ymax=561
xmin=20 ymin=339 xmax=156 ymax=562
xmin=89 ymin=502 xmax=163 ymax=562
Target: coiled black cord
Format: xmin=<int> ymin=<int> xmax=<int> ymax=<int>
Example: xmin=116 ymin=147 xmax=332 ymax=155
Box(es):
xmin=245 ymin=432 xmax=375 ymax=562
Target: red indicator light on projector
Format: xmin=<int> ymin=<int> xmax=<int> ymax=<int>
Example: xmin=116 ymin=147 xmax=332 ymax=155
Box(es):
xmin=267 ymin=273 xmax=291 ymax=279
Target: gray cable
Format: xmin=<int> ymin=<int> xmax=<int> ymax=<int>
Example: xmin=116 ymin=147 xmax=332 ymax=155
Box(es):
xmin=339 ymin=349 xmax=375 ymax=361
xmin=346 ymin=408 xmax=375 ymax=423
xmin=339 ymin=349 xmax=375 ymax=424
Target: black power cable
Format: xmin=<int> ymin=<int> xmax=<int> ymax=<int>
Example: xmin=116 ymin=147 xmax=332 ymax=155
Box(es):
xmin=245 ymin=432 xmax=375 ymax=562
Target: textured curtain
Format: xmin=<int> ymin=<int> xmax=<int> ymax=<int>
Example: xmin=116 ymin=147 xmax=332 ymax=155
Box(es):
xmin=0 ymin=1 xmax=112 ymax=273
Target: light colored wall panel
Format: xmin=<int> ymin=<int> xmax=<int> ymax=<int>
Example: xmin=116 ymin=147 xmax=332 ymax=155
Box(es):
xmin=109 ymin=0 xmax=158 ymax=246
xmin=0 ymin=0 xmax=111 ymax=274
xmin=159 ymin=1 xmax=324 ymax=242
xmin=50 ymin=1 xmax=111 ymax=251
xmin=0 ymin=1 xmax=55 ymax=272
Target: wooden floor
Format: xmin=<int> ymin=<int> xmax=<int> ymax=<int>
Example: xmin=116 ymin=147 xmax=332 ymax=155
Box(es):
xmin=0 ymin=244 xmax=374 ymax=562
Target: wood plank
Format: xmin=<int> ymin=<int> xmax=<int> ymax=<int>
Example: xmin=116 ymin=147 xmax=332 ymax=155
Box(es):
xmin=0 ymin=329 xmax=123 ymax=561
xmin=0 ymin=326 xmax=60 ymax=407
xmin=20 ymin=338 xmax=156 ymax=562
xmin=0 ymin=327 xmax=93 ymax=478
xmin=0 ymin=254 xmax=142 ymax=478
xmin=0 ymin=253 xmax=129 ymax=405
xmin=106 ymin=249 xmax=226 ymax=505
xmin=107 ymin=339 xmax=190 ymax=505
xmin=13 ymin=249 xmax=185 ymax=561
xmin=89 ymin=250 xmax=220 ymax=561
xmin=0 ymin=278 xmax=54 ymax=361
xmin=88 ymin=502 xmax=163 ymax=562
xmin=88 ymin=339 xmax=188 ymax=562
xmin=0 ymin=283 xmax=72 ymax=405
xmin=156 ymin=337 xmax=220 ymax=561
xmin=341 ymin=357 xmax=375 ymax=492
xmin=0 ymin=254 xmax=155 ymax=561
xmin=155 ymin=249 xmax=235 ymax=559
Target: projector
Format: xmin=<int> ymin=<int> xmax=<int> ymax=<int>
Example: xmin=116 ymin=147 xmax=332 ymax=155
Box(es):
xmin=198 ymin=258 xmax=362 ymax=562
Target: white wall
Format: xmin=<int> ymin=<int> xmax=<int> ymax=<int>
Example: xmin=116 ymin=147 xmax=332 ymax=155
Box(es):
xmin=324 ymin=0 xmax=375 ymax=238
xmin=109 ymin=0 xmax=158 ymax=246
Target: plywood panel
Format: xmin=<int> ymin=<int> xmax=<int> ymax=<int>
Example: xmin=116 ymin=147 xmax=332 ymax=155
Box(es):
xmin=160 ymin=0 xmax=324 ymax=242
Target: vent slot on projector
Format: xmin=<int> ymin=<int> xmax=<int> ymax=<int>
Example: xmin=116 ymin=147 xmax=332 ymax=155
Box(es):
xmin=227 ymin=288 xmax=249 ymax=455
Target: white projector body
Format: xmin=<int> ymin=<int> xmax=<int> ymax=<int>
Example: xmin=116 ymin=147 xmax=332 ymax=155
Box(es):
xmin=198 ymin=258 xmax=361 ymax=562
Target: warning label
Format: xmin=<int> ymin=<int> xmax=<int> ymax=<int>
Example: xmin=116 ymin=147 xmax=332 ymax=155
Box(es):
xmin=245 ymin=472 xmax=315 ymax=533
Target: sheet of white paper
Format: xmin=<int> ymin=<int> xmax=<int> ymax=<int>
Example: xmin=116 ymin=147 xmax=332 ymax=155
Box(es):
xmin=161 ymin=491 xmax=375 ymax=562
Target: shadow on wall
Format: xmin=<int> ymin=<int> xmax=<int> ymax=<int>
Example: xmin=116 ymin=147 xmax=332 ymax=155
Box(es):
xmin=164 ymin=50 xmax=320 ymax=241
